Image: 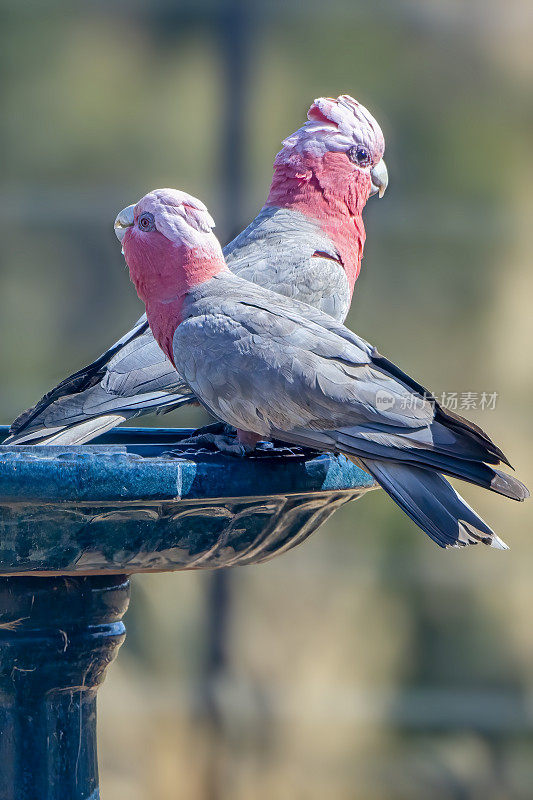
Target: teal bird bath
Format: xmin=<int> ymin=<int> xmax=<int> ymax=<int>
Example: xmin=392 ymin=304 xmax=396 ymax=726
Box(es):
xmin=0 ymin=426 xmax=375 ymax=799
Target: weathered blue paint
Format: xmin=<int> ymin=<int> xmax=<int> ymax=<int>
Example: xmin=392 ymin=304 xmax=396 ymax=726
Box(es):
xmin=0 ymin=427 xmax=375 ymax=576
xmin=0 ymin=574 xmax=129 ymax=800
xmin=0 ymin=426 xmax=375 ymax=799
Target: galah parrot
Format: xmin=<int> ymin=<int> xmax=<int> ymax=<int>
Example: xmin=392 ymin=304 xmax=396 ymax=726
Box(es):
xmin=7 ymin=94 xmax=388 ymax=445
xmin=122 ymin=188 xmax=526 ymax=549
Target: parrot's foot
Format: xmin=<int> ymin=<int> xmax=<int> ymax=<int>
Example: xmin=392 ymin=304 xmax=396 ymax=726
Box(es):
xmin=197 ymin=432 xmax=248 ymax=456
xmin=207 ymin=436 xmax=278 ymax=457
xmin=164 ymin=434 xmax=245 ymax=456
xmin=175 ymin=424 xmax=277 ymax=457
xmin=168 ymin=423 xmax=319 ymax=460
xmin=178 ymin=423 xmax=247 ymax=457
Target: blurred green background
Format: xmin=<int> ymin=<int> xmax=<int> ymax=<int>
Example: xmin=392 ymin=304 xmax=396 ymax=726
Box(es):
xmin=1 ymin=1 xmax=532 ymax=798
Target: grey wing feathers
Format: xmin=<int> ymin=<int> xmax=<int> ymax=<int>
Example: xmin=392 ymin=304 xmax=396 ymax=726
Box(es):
xmin=7 ymin=206 xmax=351 ymax=444
xmin=176 ymin=274 xmax=528 ymax=549
xmin=225 ymin=206 xmax=350 ymax=320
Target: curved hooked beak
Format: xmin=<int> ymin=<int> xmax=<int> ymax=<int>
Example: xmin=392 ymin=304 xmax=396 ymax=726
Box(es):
xmin=114 ymin=204 xmax=135 ymax=242
xmin=370 ymin=159 xmax=388 ymax=198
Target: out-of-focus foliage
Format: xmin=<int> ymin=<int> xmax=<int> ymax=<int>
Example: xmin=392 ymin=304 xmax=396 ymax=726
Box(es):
xmin=1 ymin=1 xmax=532 ymax=798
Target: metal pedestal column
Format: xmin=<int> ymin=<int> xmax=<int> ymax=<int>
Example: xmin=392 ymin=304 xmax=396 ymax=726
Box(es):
xmin=0 ymin=575 xmax=130 ymax=800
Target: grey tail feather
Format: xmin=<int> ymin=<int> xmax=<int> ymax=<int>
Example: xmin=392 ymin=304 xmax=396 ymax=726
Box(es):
xmin=405 ymin=459 xmax=528 ymax=502
xmin=331 ymin=432 xmax=528 ymax=502
xmin=4 ymin=414 xmax=130 ymax=445
xmin=483 ymin=468 xmax=529 ymax=501
xmin=5 ymin=392 xmax=197 ymax=446
xmin=397 ymin=458 xmax=528 ymax=502
xmin=361 ymin=458 xmax=509 ymax=550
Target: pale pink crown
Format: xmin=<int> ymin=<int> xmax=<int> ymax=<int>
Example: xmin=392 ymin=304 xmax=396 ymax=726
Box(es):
xmin=280 ymin=94 xmax=385 ymax=163
xmin=135 ymin=188 xmax=217 ymax=249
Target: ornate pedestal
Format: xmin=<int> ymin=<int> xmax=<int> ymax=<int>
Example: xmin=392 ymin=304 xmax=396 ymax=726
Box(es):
xmin=0 ymin=427 xmax=375 ymax=798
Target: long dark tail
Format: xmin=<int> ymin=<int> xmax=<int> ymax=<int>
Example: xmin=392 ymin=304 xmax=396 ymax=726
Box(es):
xmin=361 ymin=459 xmax=508 ymax=549
xmin=4 ymin=391 xmax=195 ymax=445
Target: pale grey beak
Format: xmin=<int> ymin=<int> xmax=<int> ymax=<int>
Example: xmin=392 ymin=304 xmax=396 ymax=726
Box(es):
xmin=114 ymin=204 xmax=135 ymax=242
xmin=370 ymin=159 xmax=388 ymax=198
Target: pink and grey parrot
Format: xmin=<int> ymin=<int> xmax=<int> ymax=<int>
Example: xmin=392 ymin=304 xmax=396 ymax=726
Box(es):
xmin=7 ymin=94 xmax=388 ymax=445
xmin=120 ymin=188 xmax=526 ymax=549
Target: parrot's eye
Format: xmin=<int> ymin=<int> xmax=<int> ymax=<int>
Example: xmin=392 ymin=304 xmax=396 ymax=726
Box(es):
xmin=348 ymin=144 xmax=372 ymax=167
xmin=138 ymin=212 xmax=155 ymax=232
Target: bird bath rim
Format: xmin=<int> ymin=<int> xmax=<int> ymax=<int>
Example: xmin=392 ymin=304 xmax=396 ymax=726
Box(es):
xmin=0 ymin=426 xmax=376 ymax=576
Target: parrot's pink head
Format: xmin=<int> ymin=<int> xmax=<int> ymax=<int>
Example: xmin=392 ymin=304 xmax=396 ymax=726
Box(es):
xmin=267 ymin=94 xmax=387 ymax=292
xmin=117 ymin=188 xmax=226 ymax=365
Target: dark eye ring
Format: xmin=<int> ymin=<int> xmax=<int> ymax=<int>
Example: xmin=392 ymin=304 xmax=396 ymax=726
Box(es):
xmin=138 ymin=212 xmax=155 ymax=232
xmin=348 ymin=144 xmax=372 ymax=167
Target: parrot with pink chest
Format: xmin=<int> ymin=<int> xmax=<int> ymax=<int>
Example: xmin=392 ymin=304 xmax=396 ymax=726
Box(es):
xmin=121 ymin=188 xmax=526 ymax=550
xmin=7 ymin=94 xmax=387 ymax=445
